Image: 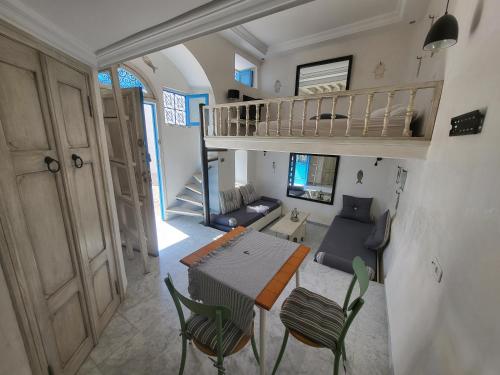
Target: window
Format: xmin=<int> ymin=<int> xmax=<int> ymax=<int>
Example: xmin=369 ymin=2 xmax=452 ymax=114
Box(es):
xmin=234 ymin=53 xmax=256 ymax=88
xmin=98 ymin=67 xmax=148 ymax=93
xmin=163 ymin=90 xmax=186 ymax=126
xmin=234 ymin=69 xmax=254 ymax=87
xmin=163 ymin=90 xmax=209 ymax=127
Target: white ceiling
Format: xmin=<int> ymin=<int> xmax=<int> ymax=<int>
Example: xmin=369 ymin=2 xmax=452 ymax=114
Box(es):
xmin=220 ymin=0 xmax=431 ymax=58
xmin=0 ymin=0 xmax=316 ymax=66
xmin=11 ymin=0 xmax=211 ymax=51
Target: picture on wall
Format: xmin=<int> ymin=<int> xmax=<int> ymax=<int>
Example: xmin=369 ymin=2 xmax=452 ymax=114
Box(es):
xmin=287 ymin=153 xmax=340 ymax=205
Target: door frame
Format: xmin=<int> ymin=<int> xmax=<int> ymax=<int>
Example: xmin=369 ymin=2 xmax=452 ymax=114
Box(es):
xmin=143 ymin=101 xmax=166 ymax=221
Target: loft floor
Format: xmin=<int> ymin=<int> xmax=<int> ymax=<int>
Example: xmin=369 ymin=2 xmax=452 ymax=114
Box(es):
xmin=78 ymin=216 xmax=390 ymax=375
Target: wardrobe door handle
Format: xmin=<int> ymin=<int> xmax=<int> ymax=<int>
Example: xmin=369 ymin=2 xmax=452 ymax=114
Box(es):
xmin=44 ymin=157 xmax=61 ymax=173
xmin=71 ymin=154 xmax=84 ymax=168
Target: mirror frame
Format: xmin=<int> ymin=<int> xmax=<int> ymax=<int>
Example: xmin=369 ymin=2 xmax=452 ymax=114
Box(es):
xmin=294 ymin=55 xmax=353 ymax=96
xmin=286 ymin=153 xmax=340 ymax=205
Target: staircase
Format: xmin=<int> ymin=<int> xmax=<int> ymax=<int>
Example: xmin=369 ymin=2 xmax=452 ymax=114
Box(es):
xmin=166 ymin=171 xmax=204 ymax=217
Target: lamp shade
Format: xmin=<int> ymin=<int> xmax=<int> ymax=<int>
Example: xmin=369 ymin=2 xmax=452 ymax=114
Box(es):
xmin=423 ymin=13 xmax=459 ymax=50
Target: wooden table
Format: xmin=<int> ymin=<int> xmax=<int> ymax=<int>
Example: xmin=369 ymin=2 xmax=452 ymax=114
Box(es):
xmin=180 ymin=226 xmax=310 ymax=375
xmin=270 ymin=211 xmax=310 ymax=242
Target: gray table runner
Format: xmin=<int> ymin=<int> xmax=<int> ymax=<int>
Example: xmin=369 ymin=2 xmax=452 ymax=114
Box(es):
xmin=188 ymin=229 xmax=299 ymax=334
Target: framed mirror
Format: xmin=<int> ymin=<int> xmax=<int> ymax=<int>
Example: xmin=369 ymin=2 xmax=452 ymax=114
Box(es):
xmin=287 ymin=153 xmax=340 ymax=205
xmin=295 ymin=55 xmax=353 ymax=96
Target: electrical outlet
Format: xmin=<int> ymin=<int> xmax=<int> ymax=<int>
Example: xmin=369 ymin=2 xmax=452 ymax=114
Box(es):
xmin=431 ymin=257 xmax=443 ymax=283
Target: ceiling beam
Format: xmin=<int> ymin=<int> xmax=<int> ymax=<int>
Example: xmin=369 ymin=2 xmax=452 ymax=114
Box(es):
xmin=96 ymin=0 xmax=313 ymax=67
xmin=219 ymin=25 xmax=268 ymax=59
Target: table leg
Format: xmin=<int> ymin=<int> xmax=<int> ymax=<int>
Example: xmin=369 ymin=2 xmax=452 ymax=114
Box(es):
xmin=296 ymin=268 xmax=300 ymax=288
xmin=259 ymin=307 xmax=267 ymax=375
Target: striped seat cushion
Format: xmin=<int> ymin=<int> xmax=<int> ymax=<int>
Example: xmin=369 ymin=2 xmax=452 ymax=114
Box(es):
xmin=280 ymin=287 xmax=345 ymax=350
xmin=185 ymin=314 xmax=246 ymax=356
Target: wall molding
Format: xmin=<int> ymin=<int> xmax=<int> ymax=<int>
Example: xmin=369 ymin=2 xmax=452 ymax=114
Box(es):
xmin=220 ymin=25 xmax=268 ymax=59
xmin=0 ymin=0 xmax=97 ymax=66
xmin=267 ymin=0 xmax=407 ymax=55
xmin=218 ymin=0 xmax=411 ymax=58
xmin=96 ymin=0 xmax=313 ymax=67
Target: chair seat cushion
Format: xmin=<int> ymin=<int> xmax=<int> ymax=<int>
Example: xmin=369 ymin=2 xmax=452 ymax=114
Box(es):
xmin=280 ymin=287 xmax=345 ymax=350
xmin=185 ymin=314 xmax=246 ymax=356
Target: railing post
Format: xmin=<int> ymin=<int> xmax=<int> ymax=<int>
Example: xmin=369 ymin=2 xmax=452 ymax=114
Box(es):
xmin=245 ymin=104 xmax=250 ymax=136
xmin=301 ymin=99 xmax=308 ymax=136
xmin=236 ymin=106 xmax=240 ymax=136
xmin=265 ymin=103 xmax=270 ymax=136
xmin=255 ymin=103 xmax=260 ymax=136
xmin=382 ymin=91 xmax=395 ymax=136
xmin=218 ymin=107 xmax=223 ymax=136
xmin=345 ymin=95 xmax=354 ymax=136
xmin=363 ymin=93 xmax=374 ymax=136
xmin=403 ymin=89 xmax=417 ymax=137
xmin=211 ymin=108 xmax=216 ymax=136
xmin=329 ymin=97 xmax=337 ymax=136
xmin=276 ymin=101 xmax=282 ymax=136
xmin=288 ymin=100 xmax=294 ymax=136
xmin=315 ymin=98 xmax=322 ymax=136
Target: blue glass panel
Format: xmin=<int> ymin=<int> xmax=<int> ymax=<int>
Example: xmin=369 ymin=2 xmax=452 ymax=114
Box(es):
xmin=235 ymin=69 xmax=253 ymax=87
xmin=98 ymin=71 xmax=112 ymax=85
xmin=98 ymin=68 xmax=146 ymax=91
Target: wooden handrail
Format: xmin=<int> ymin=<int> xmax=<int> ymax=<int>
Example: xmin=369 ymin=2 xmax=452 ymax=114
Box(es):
xmin=202 ymin=80 xmax=443 ymax=141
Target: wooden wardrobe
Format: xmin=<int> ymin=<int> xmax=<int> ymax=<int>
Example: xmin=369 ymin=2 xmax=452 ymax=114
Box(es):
xmin=0 ymin=23 xmax=121 ymax=375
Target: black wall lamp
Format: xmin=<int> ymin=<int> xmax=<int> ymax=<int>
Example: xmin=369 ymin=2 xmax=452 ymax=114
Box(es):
xmin=374 ymin=157 xmax=383 ymax=166
xmin=423 ymin=0 xmax=459 ymax=51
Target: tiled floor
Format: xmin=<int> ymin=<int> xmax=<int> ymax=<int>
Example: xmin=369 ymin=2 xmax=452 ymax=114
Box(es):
xmin=79 ymin=216 xmax=390 ymax=375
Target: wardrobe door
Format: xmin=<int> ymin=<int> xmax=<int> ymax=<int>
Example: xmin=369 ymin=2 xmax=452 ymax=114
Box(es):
xmin=0 ymin=35 xmax=93 ymax=374
xmin=43 ymin=56 xmax=120 ymax=336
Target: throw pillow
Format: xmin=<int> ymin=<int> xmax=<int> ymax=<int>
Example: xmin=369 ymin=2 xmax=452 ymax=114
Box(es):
xmin=240 ymin=183 xmax=259 ymax=205
xmin=364 ymin=209 xmax=391 ymax=250
xmin=339 ymin=195 xmax=373 ymax=223
xmin=219 ymin=188 xmax=242 ymax=214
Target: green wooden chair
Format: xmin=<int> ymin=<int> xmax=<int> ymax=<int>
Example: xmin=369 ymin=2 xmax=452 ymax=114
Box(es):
xmin=164 ymin=274 xmax=260 ymax=375
xmin=271 ymin=256 xmax=370 ymax=375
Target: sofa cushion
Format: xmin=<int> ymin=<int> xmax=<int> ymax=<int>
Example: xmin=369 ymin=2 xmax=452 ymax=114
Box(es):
xmin=219 ymin=188 xmax=242 ymax=214
xmin=250 ymin=197 xmax=280 ymax=212
xmin=339 ymin=195 xmax=373 ymax=223
xmin=315 ymin=216 xmax=376 ymax=272
xmin=239 ymin=183 xmax=259 ymax=205
xmin=364 ymin=209 xmax=391 ymax=250
xmin=212 ymin=207 xmax=263 ymax=228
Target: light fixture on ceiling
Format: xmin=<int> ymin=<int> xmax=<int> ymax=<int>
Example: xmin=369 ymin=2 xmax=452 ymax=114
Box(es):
xmin=423 ymin=0 xmax=459 ymax=51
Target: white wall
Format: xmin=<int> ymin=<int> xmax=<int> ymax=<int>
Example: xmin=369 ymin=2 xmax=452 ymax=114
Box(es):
xmin=185 ymin=34 xmax=263 ymax=104
xmin=252 ymin=151 xmax=400 ymax=225
xmin=383 ymin=0 xmax=500 ymax=374
xmin=259 ymin=22 xmax=421 ymax=99
xmin=234 ymin=150 xmax=248 ymax=185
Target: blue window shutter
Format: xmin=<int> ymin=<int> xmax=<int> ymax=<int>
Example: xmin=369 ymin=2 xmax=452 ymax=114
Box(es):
xmin=185 ymin=94 xmax=209 ymax=126
xmin=239 ymin=69 xmax=254 ymax=87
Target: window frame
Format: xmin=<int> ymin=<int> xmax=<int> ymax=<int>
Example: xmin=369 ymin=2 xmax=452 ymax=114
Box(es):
xmin=162 ymin=88 xmax=187 ymax=127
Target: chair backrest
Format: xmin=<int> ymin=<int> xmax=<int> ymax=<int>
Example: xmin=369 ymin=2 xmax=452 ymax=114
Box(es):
xmin=164 ymin=274 xmax=232 ymax=331
xmin=337 ymin=256 xmax=370 ymax=350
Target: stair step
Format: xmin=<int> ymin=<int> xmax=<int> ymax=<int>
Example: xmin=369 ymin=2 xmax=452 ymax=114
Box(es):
xmin=176 ymin=194 xmax=203 ymax=207
xmin=185 ymin=182 xmax=202 ymax=195
xmin=193 ymin=172 xmax=203 ymax=183
xmin=166 ymin=205 xmax=203 ymax=217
